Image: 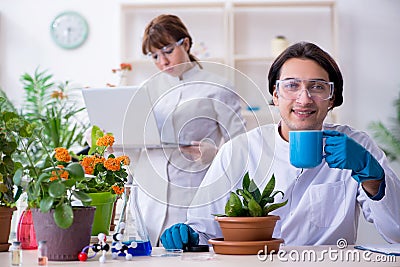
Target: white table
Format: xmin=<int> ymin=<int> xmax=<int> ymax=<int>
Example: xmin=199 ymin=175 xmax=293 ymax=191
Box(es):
xmin=1 ymin=246 xmax=397 ymax=267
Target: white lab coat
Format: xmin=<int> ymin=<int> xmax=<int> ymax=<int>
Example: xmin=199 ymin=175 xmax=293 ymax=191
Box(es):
xmin=132 ymin=65 xmax=246 ymax=246
xmin=187 ymin=122 xmax=400 ymax=245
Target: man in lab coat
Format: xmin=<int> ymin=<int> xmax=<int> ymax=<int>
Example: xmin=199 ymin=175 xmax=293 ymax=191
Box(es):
xmin=160 ymin=42 xmax=400 ymax=248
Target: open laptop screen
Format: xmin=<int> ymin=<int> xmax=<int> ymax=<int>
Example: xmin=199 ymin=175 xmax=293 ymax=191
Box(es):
xmin=82 ymin=86 xmax=161 ymax=147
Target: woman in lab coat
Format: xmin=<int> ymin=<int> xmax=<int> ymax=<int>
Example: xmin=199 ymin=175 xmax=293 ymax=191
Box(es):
xmin=133 ymin=14 xmax=246 ymax=246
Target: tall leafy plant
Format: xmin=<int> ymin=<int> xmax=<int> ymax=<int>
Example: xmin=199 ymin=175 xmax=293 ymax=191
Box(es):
xmin=0 ymin=90 xmax=18 ymax=114
xmin=369 ymin=92 xmax=400 ymax=161
xmin=19 ymin=67 xmax=89 ymax=162
xmin=0 ymin=97 xmax=23 ymax=207
xmin=1 ymin=102 xmax=92 ymax=228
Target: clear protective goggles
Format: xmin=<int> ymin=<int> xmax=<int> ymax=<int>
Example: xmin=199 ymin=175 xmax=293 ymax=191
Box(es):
xmin=276 ymin=78 xmax=334 ymax=101
xmin=147 ymin=38 xmax=185 ymax=63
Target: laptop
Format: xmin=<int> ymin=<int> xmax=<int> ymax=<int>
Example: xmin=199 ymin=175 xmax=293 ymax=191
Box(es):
xmin=82 ymin=86 xmax=185 ymax=148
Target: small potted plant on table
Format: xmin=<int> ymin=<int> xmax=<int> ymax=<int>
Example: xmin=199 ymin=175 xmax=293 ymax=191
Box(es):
xmin=78 ymin=125 xmax=129 ymax=236
xmin=209 ymin=172 xmax=288 ymax=255
xmin=1 ymin=105 xmax=95 ymax=260
xmin=0 ymin=97 xmax=24 ymax=252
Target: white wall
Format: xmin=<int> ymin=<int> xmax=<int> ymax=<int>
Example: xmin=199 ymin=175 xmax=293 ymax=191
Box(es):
xmin=0 ymin=0 xmax=122 ymax=106
xmin=1 ymin=0 xmax=399 ymax=244
xmin=336 ymin=0 xmax=400 ymax=132
xmin=1 ymin=0 xmax=400 ymax=130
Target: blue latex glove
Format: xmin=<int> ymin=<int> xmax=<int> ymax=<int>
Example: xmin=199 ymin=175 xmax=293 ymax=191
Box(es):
xmin=160 ymin=223 xmax=199 ymax=250
xmin=323 ymin=130 xmax=384 ymax=182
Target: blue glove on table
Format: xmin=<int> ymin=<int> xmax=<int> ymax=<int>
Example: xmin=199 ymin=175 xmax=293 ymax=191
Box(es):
xmin=160 ymin=223 xmax=199 ymax=250
xmin=323 ymin=130 xmax=384 ymax=182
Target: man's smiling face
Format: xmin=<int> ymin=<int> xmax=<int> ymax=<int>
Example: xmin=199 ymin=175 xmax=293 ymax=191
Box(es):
xmin=273 ymin=58 xmax=335 ymax=141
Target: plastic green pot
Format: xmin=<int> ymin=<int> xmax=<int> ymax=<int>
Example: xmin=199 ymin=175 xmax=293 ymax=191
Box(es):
xmin=88 ymin=192 xmax=116 ymax=236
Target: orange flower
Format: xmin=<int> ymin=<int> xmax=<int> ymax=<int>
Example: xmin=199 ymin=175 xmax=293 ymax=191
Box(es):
xmin=54 ymin=147 xmax=71 ymax=162
xmin=50 ymin=90 xmax=67 ymax=100
xmin=116 ymin=155 xmax=130 ymax=166
xmin=59 ymin=169 xmax=69 ymax=180
xmin=80 ymin=156 xmax=95 ymax=175
xmin=80 ymin=155 xmax=105 ymax=175
xmin=50 ymin=165 xmax=69 ymax=181
xmin=94 ymin=156 xmax=105 ymax=165
xmin=109 ymin=63 xmax=133 ymax=87
xmin=120 ymin=63 xmax=132 ymax=71
xmin=111 ymin=63 xmax=132 ymax=73
xmin=112 ymin=185 xmax=124 ymax=195
xmin=104 ymin=158 xmax=120 ymax=171
xmin=96 ymin=135 xmax=114 ymax=147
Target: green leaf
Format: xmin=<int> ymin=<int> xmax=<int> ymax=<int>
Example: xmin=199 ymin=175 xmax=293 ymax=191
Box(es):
xmin=248 ymin=179 xmax=261 ymax=202
xmin=13 ymin=186 xmax=23 ymax=203
xmin=89 ymin=125 xmax=104 ymax=152
xmin=19 ymin=121 xmax=34 ymax=138
xmin=261 ymin=174 xmax=276 ymax=200
xmin=261 ymin=196 xmax=274 ymax=204
xmin=65 ymin=162 xmax=84 ymax=179
xmin=368 ymin=121 xmax=400 ymax=161
xmin=38 ymin=172 xmax=50 ymax=183
xmin=236 ymin=188 xmax=253 ymax=205
xmin=225 ymin=192 xmax=244 ymax=217
xmin=72 ymin=191 xmax=92 ymax=205
xmin=39 ymin=196 xmax=54 ymax=212
xmin=48 ymin=182 xmax=66 ymax=198
xmin=248 ymin=198 xmax=263 ymax=217
xmin=54 ymin=203 xmax=73 ymax=229
xmin=63 ymin=179 xmax=76 ymax=188
xmin=12 ymin=168 xmax=23 ymax=186
xmin=242 ymin=172 xmax=250 ymax=191
xmin=3 ymin=156 xmax=14 ymax=173
xmin=26 ymin=182 xmax=39 ymax=202
xmin=265 ymin=199 xmax=288 ymax=215
xmin=270 ymin=190 xmax=285 ymax=199
xmin=2 ymin=140 xmax=17 ymax=155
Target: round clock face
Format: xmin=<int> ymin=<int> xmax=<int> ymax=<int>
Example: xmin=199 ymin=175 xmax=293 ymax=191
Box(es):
xmin=50 ymin=11 xmax=89 ymax=49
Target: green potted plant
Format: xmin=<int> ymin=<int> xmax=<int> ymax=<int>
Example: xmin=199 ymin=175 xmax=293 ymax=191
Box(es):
xmin=77 ymin=125 xmax=129 ymax=235
xmin=0 ymin=102 xmax=96 ymax=260
xmin=3 ymin=67 xmax=92 ymax=249
xmin=27 ymin=146 xmax=96 ymax=261
xmin=209 ymin=173 xmax=288 ymax=255
xmin=0 ymin=96 xmax=24 ymax=252
xmin=368 ymin=92 xmax=400 ymax=161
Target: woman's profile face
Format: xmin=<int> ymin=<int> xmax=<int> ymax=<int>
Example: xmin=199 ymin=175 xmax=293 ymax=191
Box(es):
xmin=150 ymin=37 xmax=191 ymax=77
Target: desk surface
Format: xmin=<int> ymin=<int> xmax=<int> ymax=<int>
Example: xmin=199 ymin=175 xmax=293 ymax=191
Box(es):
xmin=1 ymin=246 xmax=398 ymax=267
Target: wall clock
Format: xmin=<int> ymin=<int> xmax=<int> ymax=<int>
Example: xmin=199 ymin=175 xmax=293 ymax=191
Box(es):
xmin=50 ymin=11 xmax=89 ymax=49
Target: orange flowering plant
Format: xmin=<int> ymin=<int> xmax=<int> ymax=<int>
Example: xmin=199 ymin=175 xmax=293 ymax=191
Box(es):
xmin=108 ymin=62 xmax=133 ymax=87
xmin=28 ymin=147 xmax=93 ymax=229
xmin=0 ymin=107 xmax=92 ymax=229
xmin=77 ymin=125 xmax=129 ymax=195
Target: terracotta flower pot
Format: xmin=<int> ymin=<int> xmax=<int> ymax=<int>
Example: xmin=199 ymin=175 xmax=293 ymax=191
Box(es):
xmin=32 ymin=206 xmax=95 ymax=261
xmin=208 ymin=237 xmax=284 ymax=255
xmin=215 ymin=215 xmax=280 ymax=241
xmin=0 ymin=206 xmax=16 ymax=252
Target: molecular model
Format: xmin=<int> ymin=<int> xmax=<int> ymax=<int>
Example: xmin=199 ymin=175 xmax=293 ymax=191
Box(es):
xmin=111 ymin=222 xmax=137 ymax=261
xmin=78 ymin=233 xmax=110 ymax=263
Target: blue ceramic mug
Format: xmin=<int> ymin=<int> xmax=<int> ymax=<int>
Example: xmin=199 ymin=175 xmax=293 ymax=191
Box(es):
xmin=289 ymin=130 xmax=323 ymax=168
